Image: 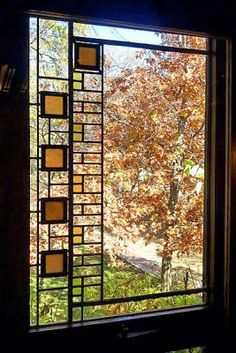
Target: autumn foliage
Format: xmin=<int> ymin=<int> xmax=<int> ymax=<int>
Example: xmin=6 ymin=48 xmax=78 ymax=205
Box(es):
xmin=104 ymin=36 xmax=206 ymax=290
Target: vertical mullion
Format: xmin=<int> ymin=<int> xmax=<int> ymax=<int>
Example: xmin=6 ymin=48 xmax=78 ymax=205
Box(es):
xmin=68 ymin=19 xmax=74 ymax=325
xmin=81 ymin=277 xmax=84 ymax=321
xmin=36 ymin=16 xmax=40 ymax=327
xmin=47 ymin=96 xmax=51 ymax=250
xmin=204 ymin=38 xmax=212 ymax=305
xmin=101 ymin=43 xmax=104 ymax=301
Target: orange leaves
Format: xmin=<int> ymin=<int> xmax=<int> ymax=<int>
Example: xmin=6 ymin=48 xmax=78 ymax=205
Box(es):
xmin=103 ymin=44 xmax=205 ymax=260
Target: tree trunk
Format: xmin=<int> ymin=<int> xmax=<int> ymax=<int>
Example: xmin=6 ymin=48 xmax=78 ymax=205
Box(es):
xmin=161 ymin=252 xmax=173 ymax=292
xmin=161 ymin=115 xmax=187 ymax=292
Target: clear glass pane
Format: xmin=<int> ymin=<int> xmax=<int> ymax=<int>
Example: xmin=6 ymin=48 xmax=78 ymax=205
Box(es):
xmin=74 ymin=22 xmax=207 ymax=50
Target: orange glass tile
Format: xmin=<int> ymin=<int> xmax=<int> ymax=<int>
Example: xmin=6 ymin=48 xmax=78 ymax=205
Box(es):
xmin=73 ymin=226 xmax=82 ymax=235
xmin=73 ymin=184 xmax=82 ymax=193
xmin=79 ymin=47 xmax=97 ymax=66
xmin=45 ymin=148 xmax=64 ymax=168
xmin=45 ymin=95 xmax=64 ymax=115
xmin=73 ymin=236 xmax=82 ymax=244
xmin=45 ymin=253 xmax=64 ymax=274
xmin=45 ymin=201 xmax=64 ymax=221
xmin=73 ymin=175 xmax=83 ymax=183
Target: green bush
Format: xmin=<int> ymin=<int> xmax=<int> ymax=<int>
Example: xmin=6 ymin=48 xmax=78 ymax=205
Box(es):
xmin=30 ymin=255 xmax=202 ymax=325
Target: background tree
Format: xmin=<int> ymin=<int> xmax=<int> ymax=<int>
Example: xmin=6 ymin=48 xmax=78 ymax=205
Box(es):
xmin=104 ymin=36 xmax=206 ymax=291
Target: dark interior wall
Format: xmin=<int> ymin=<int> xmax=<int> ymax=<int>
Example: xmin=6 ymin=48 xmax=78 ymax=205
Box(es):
xmin=0 ymin=0 xmax=235 ymax=35
xmin=0 ymin=1 xmax=235 ymax=352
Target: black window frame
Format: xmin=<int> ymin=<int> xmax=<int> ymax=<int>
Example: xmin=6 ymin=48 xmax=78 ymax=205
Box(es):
xmin=0 ymin=9 xmax=232 ymax=353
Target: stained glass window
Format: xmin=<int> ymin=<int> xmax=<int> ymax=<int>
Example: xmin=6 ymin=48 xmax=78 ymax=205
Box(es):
xmin=29 ymin=16 xmax=208 ymax=327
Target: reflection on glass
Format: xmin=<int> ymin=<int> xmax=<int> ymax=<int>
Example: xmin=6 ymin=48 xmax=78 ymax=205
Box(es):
xmin=74 ymin=22 xmax=206 ymax=50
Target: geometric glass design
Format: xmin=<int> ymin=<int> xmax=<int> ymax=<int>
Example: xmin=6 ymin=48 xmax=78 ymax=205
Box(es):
xmin=41 ymin=250 xmax=67 ymax=277
xmin=40 ymin=92 xmax=68 ymax=118
xmin=74 ymin=44 xmax=100 ymax=71
xmin=41 ymin=197 xmax=67 ymax=224
xmin=41 ymin=145 xmax=67 ymax=171
xmin=73 ymin=174 xmax=83 ymax=194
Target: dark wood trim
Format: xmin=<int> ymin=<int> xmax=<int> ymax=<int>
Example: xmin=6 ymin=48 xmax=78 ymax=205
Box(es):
xmin=0 ymin=7 xmax=232 ymax=352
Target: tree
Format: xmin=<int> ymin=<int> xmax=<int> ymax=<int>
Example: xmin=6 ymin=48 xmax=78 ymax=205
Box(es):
xmin=104 ymin=35 xmax=206 ymax=291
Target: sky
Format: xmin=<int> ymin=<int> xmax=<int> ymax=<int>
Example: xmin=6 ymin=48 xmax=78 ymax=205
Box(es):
xmin=74 ymin=22 xmax=162 ymax=46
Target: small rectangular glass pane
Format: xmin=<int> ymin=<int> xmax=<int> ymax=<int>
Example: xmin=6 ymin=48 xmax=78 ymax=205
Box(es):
xmin=73 ymin=81 xmax=82 ymax=90
xmin=74 ymin=236 xmax=82 ymax=244
xmin=73 ymin=175 xmax=83 ymax=183
xmin=73 ymin=72 xmax=82 ymax=81
xmin=74 ymin=133 xmax=83 ymax=141
xmin=73 ymin=184 xmax=82 ymax=193
xmin=73 ymin=226 xmax=82 ymax=235
xmin=74 ymin=124 xmax=83 ymax=132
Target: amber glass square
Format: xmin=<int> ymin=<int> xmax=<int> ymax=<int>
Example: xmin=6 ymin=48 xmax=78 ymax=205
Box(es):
xmin=73 ymin=226 xmax=82 ymax=235
xmin=41 ymin=250 xmax=67 ymax=277
xmin=74 ymin=124 xmax=83 ymax=132
xmin=73 ymin=184 xmax=82 ymax=193
xmin=73 ymin=175 xmax=83 ymax=184
xmin=40 ymin=92 xmax=68 ymax=118
xmin=41 ymin=198 xmax=67 ymax=224
xmin=75 ymin=44 xmax=99 ymax=71
xmin=41 ymin=145 xmax=67 ymax=171
xmin=45 ymin=95 xmax=63 ymax=115
xmin=73 ymin=236 xmax=82 ymax=244
xmin=79 ymin=47 xmax=96 ymax=66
